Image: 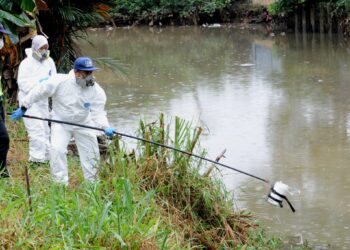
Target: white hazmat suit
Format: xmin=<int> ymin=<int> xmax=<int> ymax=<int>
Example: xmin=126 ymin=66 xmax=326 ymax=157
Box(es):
xmin=22 ymin=70 xmax=109 ymax=184
xmin=17 ymin=35 xmax=57 ymax=162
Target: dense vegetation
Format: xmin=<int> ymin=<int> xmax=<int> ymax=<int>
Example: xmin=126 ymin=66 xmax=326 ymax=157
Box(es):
xmin=0 ymin=0 xmax=121 ymax=103
xmin=271 ymin=0 xmax=350 ymax=13
xmin=108 ymin=0 xmax=350 ymax=27
xmin=111 ymin=0 xmax=233 ymax=25
xmin=270 ymin=0 xmax=350 ymax=34
xmin=0 ymin=0 xmax=114 ymax=71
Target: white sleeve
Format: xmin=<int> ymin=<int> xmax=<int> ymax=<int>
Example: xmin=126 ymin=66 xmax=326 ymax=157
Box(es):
xmin=17 ymin=59 xmax=38 ymax=95
xmin=22 ymin=74 xmax=62 ymax=108
xmin=90 ymin=84 xmax=110 ymax=129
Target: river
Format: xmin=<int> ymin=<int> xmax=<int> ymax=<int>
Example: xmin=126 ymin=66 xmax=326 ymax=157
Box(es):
xmin=80 ymin=26 xmax=350 ymax=249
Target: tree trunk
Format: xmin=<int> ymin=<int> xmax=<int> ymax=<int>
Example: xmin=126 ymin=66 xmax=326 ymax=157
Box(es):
xmin=294 ymin=7 xmax=299 ymax=33
xmin=0 ymin=35 xmax=20 ymax=104
xmin=310 ymin=4 xmax=315 ymax=33
xmin=302 ymin=4 xmax=307 ymax=34
xmin=320 ymin=5 xmax=324 ymax=34
xmin=192 ymin=13 xmax=199 ymax=25
xmin=327 ymin=3 xmax=332 ymax=35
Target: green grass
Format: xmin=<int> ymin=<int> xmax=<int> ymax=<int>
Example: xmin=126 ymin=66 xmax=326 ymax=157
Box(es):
xmin=1 ymin=114 xmax=291 ymax=249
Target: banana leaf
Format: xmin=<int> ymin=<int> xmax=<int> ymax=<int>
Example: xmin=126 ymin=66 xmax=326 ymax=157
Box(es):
xmin=20 ymin=0 xmax=36 ymax=12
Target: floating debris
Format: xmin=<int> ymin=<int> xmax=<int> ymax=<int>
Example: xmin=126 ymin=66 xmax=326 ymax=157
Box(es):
xmin=203 ymin=23 xmax=222 ymax=28
xmin=239 ymin=63 xmax=255 ymax=67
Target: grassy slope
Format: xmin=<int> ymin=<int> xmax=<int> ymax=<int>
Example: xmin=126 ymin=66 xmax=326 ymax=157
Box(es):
xmin=1 ymin=115 xmax=284 ymax=249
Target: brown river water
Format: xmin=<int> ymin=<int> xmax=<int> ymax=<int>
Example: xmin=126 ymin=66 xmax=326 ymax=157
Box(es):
xmin=80 ymin=26 xmax=350 ymax=249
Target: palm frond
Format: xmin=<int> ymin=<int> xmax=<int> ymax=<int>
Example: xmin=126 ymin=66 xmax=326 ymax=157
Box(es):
xmin=93 ymin=57 xmax=129 ymax=80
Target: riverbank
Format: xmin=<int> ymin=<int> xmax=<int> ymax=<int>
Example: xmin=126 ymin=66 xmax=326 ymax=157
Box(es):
xmin=106 ymin=1 xmax=350 ymax=36
xmin=109 ymin=2 xmax=261 ymax=27
xmin=1 ymin=113 xmax=310 ymax=249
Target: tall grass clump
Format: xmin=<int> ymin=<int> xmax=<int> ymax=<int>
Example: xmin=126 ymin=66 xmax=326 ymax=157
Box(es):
xmin=132 ymin=114 xmax=283 ymax=249
xmin=2 ymin=114 xmax=283 ymax=249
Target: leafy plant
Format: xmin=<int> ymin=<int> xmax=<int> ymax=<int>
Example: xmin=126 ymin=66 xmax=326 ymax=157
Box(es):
xmin=111 ymin=0 xmax=231 ymax=25
xmin=271 ymin=0 xmax=350 ymax=14
xmin=36 ymin=0 xmax=115 ymax=71
xmin=0 ymin=0 xmax=120 ymax=103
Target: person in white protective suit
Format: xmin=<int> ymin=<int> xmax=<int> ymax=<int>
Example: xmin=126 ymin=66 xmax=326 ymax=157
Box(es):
xmin=17 ymin=35 xmax=57 ymax=163
xmin=11 ymin=57 xmax=116 ymax=184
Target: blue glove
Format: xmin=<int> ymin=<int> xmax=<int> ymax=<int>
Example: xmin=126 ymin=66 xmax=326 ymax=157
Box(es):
xmin=104 ymin=127 xmax=115 ymax=137
xmin=10 ymin=107 xmax=26 ymax=121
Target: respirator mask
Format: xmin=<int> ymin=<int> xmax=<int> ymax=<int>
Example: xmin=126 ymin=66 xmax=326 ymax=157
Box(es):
xmin=76 ymin=75 xmax=95 ymax=88
xmin=33 ymin=49 xmax=50 ymax=62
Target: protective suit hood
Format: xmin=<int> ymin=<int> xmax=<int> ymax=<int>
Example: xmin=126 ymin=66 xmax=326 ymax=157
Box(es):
xmin=25 ymin=48 xmax=33 ymax=57
xmin=31 ymin=35 xmax=48 ymax=51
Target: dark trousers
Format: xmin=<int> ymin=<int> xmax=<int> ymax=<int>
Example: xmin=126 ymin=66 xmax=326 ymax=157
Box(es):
xmin=0 ymin=99 xmax=9 ymax=177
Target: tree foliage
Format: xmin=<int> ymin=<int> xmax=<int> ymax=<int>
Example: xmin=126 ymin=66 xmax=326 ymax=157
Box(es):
xmin=0 ymin=0 xmax=114 ymax=102
xmin=0 ymin=0 xmax=36 ymax=45
xmin=271 ymin=0 xmax=350 ymax=14
xmin=37 ymin=0 xmax=114 ymax=71
xmin=112 ymin=0 xmax=231 ymax=24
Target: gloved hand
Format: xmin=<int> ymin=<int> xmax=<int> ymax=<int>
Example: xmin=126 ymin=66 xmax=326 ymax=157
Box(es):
xmin=10 ymin=107 xmax=26 ymax=121
xmin=104 ymin=127 xmax=116 ymax=137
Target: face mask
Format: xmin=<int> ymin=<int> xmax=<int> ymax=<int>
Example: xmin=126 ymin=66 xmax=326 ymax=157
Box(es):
xmin=0 ymin=38 xmax=4 ymax=50
xmin=76 ymin=75 xmax=95 ymax=88
xmin=40 ymin=49 xmax=50 ymax=59
xmin=85 ymin=75 xmax=95 ymax=87
xmin=33 ymin=49 xmax=50 ymax=62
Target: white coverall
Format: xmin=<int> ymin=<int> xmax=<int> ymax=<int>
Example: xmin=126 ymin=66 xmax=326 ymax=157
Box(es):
xmin=17 ymin=48 xmax=57 ymax=162
xmin=22 ymin=70 xmax=109 ymax=184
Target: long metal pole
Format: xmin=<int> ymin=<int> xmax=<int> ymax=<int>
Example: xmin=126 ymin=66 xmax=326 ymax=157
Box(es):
xmin=11 ymin=113 xmax=270 ymax=183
